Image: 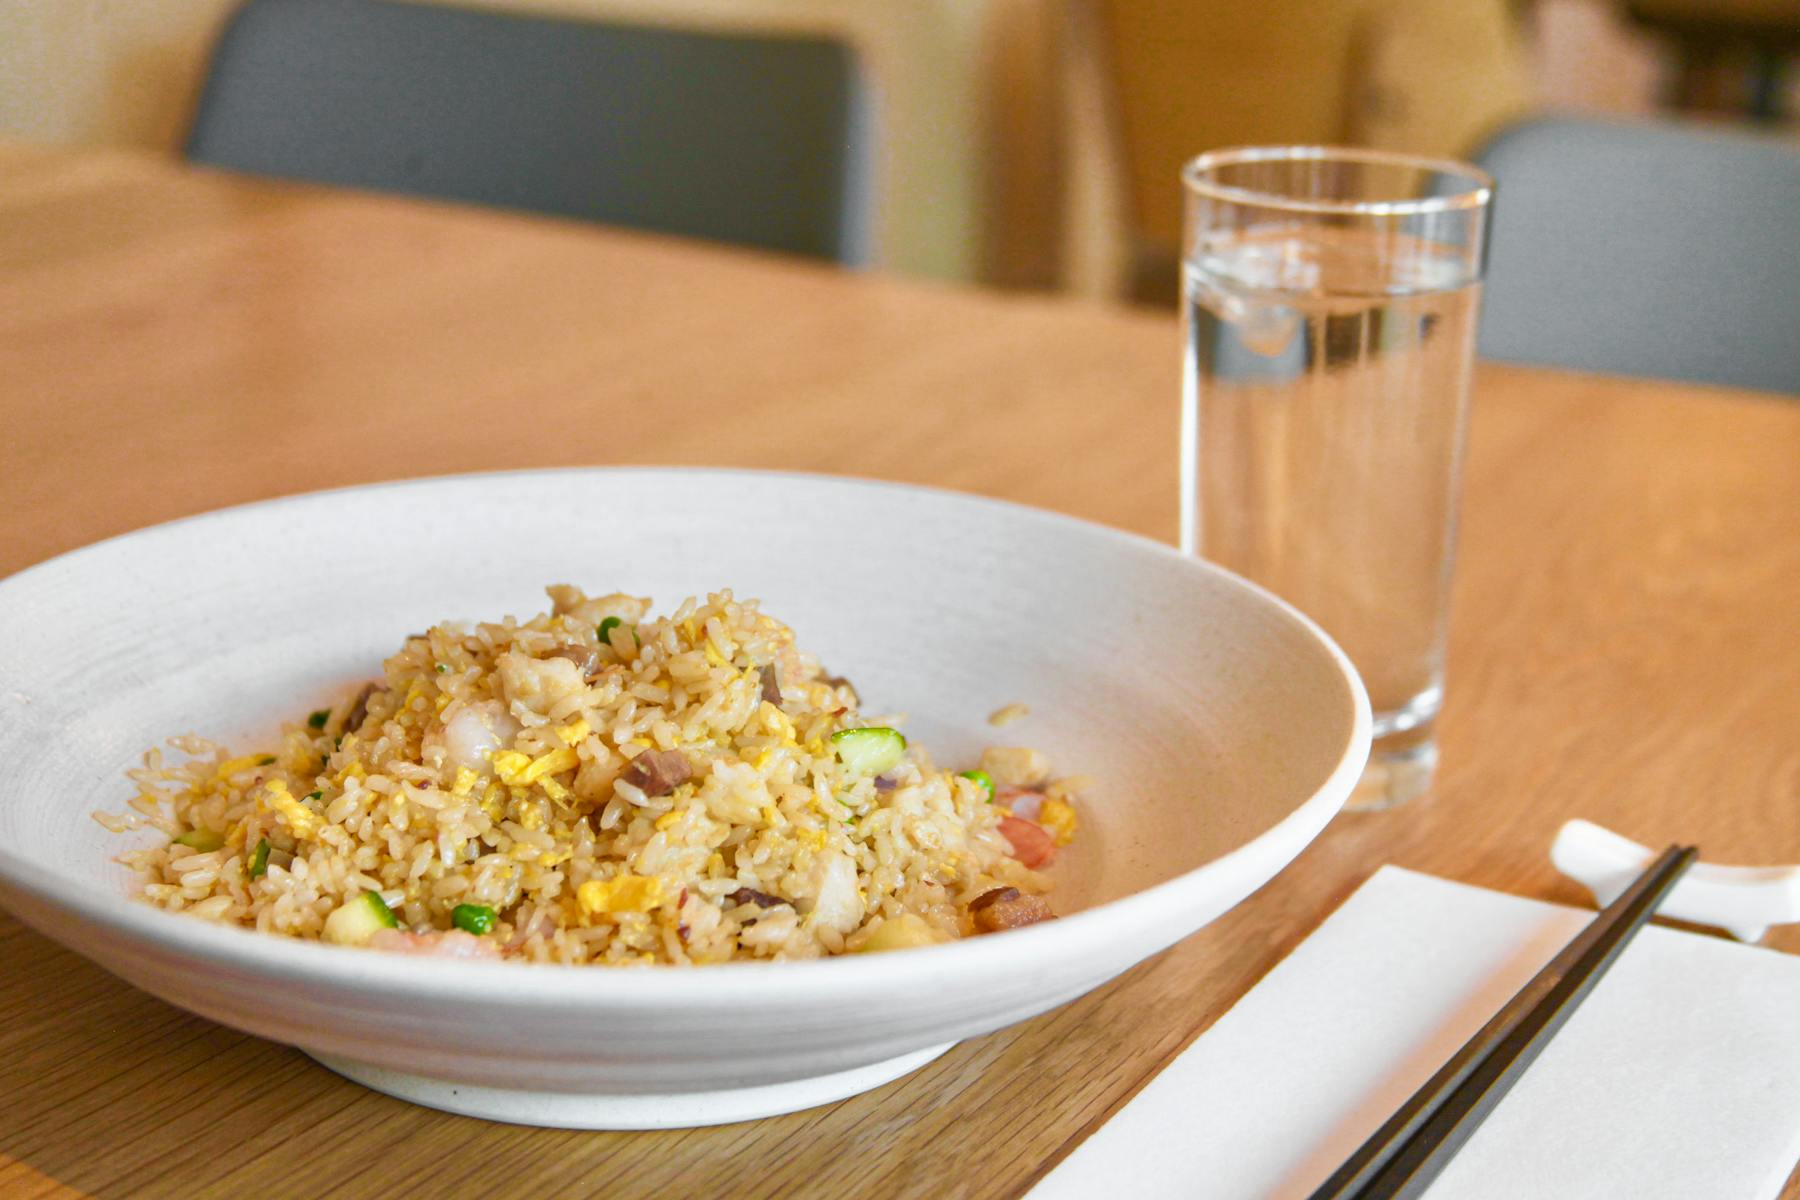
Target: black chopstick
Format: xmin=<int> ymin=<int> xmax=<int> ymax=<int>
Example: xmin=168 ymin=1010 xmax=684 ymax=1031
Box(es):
xmin=1307 ymin=844 xmax=1698 ymax=1200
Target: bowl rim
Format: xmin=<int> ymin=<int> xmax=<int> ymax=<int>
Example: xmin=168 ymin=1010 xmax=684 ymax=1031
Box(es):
xmin=0 ymin=466 xmax=1371 ymax=1003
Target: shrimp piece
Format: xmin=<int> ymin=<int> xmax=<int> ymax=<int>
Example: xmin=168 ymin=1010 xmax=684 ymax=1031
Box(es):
xmin=495 ymin=651 xmax=586 ymax=716
xmin=427 ymin=700 xmax=522 ymax=776
xmin=998 ymin=816 xmax=1056 ymax=868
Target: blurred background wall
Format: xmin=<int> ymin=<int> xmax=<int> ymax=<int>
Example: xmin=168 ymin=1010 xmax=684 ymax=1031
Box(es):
xmin=1 ymin=0 xmax=1793 ymax=294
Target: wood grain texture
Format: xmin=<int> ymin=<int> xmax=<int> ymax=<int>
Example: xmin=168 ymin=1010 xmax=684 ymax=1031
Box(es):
xmin=2 ymin=142 xmax=1796 ymax=1200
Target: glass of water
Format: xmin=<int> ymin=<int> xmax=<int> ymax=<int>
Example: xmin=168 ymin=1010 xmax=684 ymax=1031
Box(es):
xmin=1180 ymin=147 xmax=1493 ymax=809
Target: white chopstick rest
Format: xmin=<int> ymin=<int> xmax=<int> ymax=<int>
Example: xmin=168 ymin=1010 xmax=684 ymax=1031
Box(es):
xmin=1551 ymin=819 xmax=1800 ymax=943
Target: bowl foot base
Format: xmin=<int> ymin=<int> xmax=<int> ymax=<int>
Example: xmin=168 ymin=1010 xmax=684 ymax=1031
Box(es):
xmin=308 ymin=1042 xmax=956 ymax=1129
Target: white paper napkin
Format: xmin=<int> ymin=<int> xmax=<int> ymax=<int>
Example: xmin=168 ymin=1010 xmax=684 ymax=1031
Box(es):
xmin=1031 ymin=866 xmax=1800 ymax=1200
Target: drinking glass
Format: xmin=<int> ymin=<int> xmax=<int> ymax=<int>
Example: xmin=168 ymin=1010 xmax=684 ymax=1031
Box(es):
xmin=1180 ymin=147 xmax=1493 ymax=809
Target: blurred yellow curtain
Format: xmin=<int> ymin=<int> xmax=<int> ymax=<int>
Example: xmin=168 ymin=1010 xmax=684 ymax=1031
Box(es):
xmin=1096 ymin=0 xmax=1533 ymax=255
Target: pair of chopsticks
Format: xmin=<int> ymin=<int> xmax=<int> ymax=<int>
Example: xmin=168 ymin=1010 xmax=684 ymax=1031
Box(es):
xmin=1308 ymin=844 xmax=1698 ymax=1200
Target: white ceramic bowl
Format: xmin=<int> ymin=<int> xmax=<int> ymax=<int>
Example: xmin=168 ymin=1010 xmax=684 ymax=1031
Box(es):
xmin=0 ymin=469 xmax=1368 ymax=1128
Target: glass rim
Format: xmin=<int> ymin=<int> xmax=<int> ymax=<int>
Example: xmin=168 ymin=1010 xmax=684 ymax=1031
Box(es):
xmin=1182 ymin=146 xmax=1495 ymax=217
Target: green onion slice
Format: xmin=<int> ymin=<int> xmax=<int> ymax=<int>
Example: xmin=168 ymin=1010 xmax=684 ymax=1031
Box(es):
xmin=172 ymin=828 xmax=225 ymax=852
xmin=452 ymin=903 xmax=497 ymax=936
xmin=957 ymin=769 xmax=995 ymax=802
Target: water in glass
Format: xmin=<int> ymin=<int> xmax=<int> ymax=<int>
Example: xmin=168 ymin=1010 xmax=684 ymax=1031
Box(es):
xmin=1182 ymin=226 xmax=1480 ymax=766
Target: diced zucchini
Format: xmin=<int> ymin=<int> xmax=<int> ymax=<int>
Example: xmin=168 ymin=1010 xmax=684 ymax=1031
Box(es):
xmin=452 ymin=903 xmax=496 ymax=935
xmin=172 ymin=828 xmax=225 ymax=853
xmin=246 ymin=837 xmax=271 ymax=879
xmin=957 ymin=769 xmax=996 ymax=802
xmin=830 ymin=727 xmax=906 ymax=776
xmin=597 ymin=617 xmax=622 ymax=645
xmin=323 ymin=890 xmax=399 ymax=946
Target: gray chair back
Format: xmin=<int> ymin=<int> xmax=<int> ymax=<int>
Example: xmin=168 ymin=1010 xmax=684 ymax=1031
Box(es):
xmin=187 ymin=0 xmax=870 ymax=263
xmin=1476 ymin=117 xmax=1799 ymax=395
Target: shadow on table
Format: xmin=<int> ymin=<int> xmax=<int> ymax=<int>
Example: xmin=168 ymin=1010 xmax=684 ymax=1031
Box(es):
xmin=0 ymin=912 xmax=383 ymax=1198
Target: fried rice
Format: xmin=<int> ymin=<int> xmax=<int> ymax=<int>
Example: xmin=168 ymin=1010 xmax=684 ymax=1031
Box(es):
xmin=101 ymin=586 xmax=1081 ymax=964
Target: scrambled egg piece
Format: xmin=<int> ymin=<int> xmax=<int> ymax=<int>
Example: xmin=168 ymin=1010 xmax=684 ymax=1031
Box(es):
xmin=493 ymin=747 xmax=578 ymax=787
xmin=578 ymin=875 xmax=665 ymax=915
xmin=214 ymin=754 xmax=269 ymax=779
xmin=759 ymin=703 xmax=796 ymax=744
xmin=262 ymin=780 xmax=320 ymax=838
xmin=1038 ymin=797 xmax=1078 ymax=847
xmin=491 ymin=751 xmax=532 ymax=783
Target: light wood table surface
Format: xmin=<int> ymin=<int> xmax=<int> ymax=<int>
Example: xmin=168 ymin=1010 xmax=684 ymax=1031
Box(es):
xmin=2 ymin=141 xmax=1796 ymax=1200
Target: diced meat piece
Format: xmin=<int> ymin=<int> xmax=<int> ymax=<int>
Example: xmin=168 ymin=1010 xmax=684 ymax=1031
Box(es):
xmin=618 ymin=749 xmax=693 ymax=798
xmin=980 ymin=746 xmax=1051 ymax=789
xmin=997 ymin=816 xmax=1057 ymax=868
xmin=726 ymin=887 xmax=786 ymax=909
xmin=968 ymin=886 xmax=1019 ymax=913
xmin=759 ymin=664 xmax=782 ymax=705
xmin=545 ymin=642 xmax=600 ymax=678
xmin=873 ymin=774 xmax=899 ymax=793
xmin=343 ymin=682 xmax=384 ymax=734
xmin=969 ymin=886 xmax=1055 ymax=933
xmin=367 ymin=928 xmax=502 ymax=958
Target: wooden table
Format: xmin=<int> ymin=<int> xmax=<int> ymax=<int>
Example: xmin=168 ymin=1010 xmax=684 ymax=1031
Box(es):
xmin=3 ymin=141 xmax=1796 ymax=1200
